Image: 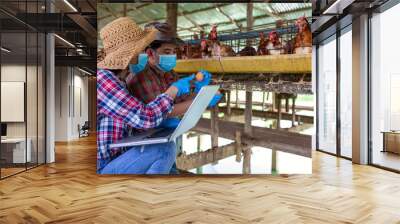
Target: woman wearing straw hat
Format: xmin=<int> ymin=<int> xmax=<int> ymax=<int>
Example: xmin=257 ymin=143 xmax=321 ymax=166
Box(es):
xmin=97 ymin=17 xmax=197 ymax=174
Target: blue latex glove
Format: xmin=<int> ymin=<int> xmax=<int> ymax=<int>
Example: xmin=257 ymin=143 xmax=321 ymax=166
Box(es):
xmin=171 ymin=74 xmax=195 ymax=97
xmin=194 ymin=70 xmax=212 ymax=93
xmin=159 ymin=117 xmax=181 ymax=129
xmin=208 ymin=93 xmax=223 ymax=108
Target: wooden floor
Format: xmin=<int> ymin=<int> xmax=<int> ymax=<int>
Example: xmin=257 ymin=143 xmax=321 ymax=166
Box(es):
xmin=1 ymin=135 xmax=400 ymax=223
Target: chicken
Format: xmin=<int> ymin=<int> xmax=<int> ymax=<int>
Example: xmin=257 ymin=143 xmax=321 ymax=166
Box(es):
xmin=257 ymin=32 xmax=268 ymax=55
xmin=202 ymin=25 xmax=235 ymax=58
xmin=266 ymin=31 xmax=286 ymax=55
xmin=211 ymin=41 xmax=236 ymax=57
xmin=239 ymin=40 xmax=257 ymax=56
xmin=292 ymin=16 xmax=312 ymax=54
xmin=239 ymin=46 xmax=257 ymax=56
xmin=208 ymin=24 xmax=218 ymax=42
xmin=200 ymin=39 xmax=212 ymax=58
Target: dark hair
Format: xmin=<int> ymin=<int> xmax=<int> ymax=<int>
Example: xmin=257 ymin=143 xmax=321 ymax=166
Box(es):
xmin=146 ymin=40 xmax=164 ymax=51
xmin=146 ymin=40 xmax=177 ymax=51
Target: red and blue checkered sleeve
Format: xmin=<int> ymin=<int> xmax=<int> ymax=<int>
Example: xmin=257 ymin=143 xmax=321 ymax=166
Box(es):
xmin=97 ymin=69 xmax=174 ymax=129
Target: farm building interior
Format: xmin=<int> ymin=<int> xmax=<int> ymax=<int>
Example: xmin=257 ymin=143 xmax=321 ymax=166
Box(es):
xmin=97 ymin=2 xmax=313 ymax=174
xmin=0 ymin=1 xmax=399 ymax=223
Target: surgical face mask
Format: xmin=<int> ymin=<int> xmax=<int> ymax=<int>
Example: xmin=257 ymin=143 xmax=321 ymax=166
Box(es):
xmin=129 ymin=53 xmax=148 ymax=74
xmin=156 ymin=54 xmax=177 ymax=72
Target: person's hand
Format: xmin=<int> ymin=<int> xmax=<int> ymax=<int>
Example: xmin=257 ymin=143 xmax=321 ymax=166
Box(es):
xmin=171 ymin=74 xmax=195 ymax=97
xmin=208 ymin=93 xmax=223 ymax=108
xmin=194 ymin=70 xmax=212 ymax=93
xmin=159 ymin=117 xmax=181 ymax=129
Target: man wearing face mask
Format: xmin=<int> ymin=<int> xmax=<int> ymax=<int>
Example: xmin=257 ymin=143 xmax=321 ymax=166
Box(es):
xmin=126 ymin=22 xmax=222 ymax=174
xmin=126 ymin=22 xmax=188 ymax=104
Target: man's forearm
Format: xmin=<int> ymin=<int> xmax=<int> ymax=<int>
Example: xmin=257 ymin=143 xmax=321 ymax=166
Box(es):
xmin=169 ymin=99 xmax=194 ymax=117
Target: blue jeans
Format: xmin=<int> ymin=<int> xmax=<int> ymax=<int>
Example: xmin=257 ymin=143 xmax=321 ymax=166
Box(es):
xmin=100 ymin=142 xmax=176 ymax=174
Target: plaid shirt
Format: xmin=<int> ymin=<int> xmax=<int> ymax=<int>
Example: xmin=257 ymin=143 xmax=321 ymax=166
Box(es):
xmin=97 ymin=69 xmax=174 ymax=172
xmin=126 ymin=65 xmax=179 ymax=103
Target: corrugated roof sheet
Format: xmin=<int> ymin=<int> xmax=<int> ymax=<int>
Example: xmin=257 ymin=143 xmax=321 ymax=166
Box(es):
xmin=98 ymin=3 xmax=311 ymax=47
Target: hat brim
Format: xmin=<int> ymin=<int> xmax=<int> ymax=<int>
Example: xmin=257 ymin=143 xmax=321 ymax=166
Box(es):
xmin=97 ymin=28 xmax=157 ymax=70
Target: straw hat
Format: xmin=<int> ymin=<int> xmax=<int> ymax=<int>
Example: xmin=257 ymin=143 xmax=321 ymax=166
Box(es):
xmin=97 ymin=17 xmax=158 ymax=69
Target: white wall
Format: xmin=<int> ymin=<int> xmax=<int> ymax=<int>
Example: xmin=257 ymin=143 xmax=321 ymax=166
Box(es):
xmin=54 ymin=67 xmax=89 ymax=141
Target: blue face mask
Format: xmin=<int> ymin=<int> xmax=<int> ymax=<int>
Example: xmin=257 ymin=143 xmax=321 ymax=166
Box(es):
xmin=129 ymin=53 xmax=148 ymax=74
xmin=157 ymin=54 xmax=177 ymax=72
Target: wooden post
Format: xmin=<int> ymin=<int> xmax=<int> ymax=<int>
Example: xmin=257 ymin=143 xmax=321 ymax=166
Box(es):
xmin=243 ymin=147 xmax=251 ymax=174
xmin=262 ymin=91 xmax=265 ymax=111
xmin=292 ymin=96 xmax=297 ymax=127
xmin=246 ymin=3 xmax=254 ymax=32
xmin=166 ymin=3 xmax=178 ymax=35
xmin=235 ymin=83 xmax=239 ymax=108
xmin=243 ymin=84 xmax=252 ymax=174
xmin=123 ymin=3 xmax=127 ymax=17
xmin=196 ymin=135 xmax=203 ymax=174
xmin=235 ymin=131 xmax=242 ymax=162
xmin=244 ymin=86 xmax=253 ymax=136
xmin=272 ymin=92 xmax=277 ymax=111
xmin=226 ymin=90 xmax=231 ymax=117
xmin=271 ymin=148 xmax=278 ymax=175
xmin=211 ymin=106 xmax=219 ymax=165
xmin=285 ymin=97 xmax=290 ymax=112
xmin=277 ymin=94 xmax=282 ymax=129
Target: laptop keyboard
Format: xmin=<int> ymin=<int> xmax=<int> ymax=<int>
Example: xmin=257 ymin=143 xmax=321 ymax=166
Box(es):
xmin=147 ymin=128 xmax=175 ymax=138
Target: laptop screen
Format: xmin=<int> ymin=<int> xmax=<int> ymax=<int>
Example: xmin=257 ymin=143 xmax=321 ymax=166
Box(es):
xmin=170 ymin=85 xmax=219 ymax=140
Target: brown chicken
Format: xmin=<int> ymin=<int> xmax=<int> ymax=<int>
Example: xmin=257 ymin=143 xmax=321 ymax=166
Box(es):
xmin=292 ymin=16 xmax=312 ymax=54
xmin=257 ymin=32 xmax=268 ymax=55
xmin=208 ymin=24 xmax=218 ymax=42
xmin=239 ymin=39 xmax=257 ymax=56
xmin=202 ymin=25 xmax=235 ymax=58
xmin=200 ymin=39 xmax=212 ymax=58
xmin=266 ymin=31 xmax=286 ymax=55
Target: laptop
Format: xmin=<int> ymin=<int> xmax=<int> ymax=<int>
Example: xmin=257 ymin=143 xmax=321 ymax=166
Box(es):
xmin=109 ymin=85 xmax=219 ymax=148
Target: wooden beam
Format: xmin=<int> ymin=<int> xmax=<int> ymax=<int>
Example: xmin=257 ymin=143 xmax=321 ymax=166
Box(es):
xmin=243 ymin=147 xmax=251 ymax=174
xmin=193 ymin=118 xmax=311 ymax=158
xmin=196 ymin=135 xmax=203 ymax=174
xmin=228 ymin=100 xmax=313 ymax=112
xmin=226 ymin=90 xmax=231 ymax=116
xmin=218 ymin=106 xmax=314 ymax=124
xmin=247 ymin=3 xmax=254 ymax=31
xmin=262 ymin=91 xmax=266 ymax=111
xmin=285 ymin=98 xmax=290 ymax=112
xmin=244 ymin=86 xmax=253 ymax=136
xmin=166 ymin=3 xmax=178 ymax=35
xmin=176 ymin=142 xmax=244 ymax=170
xmin=211 ymin=107 xmax=219 ymax=165
xmin=235 ymin=84 xmax=239 ymax=107
xmin=292 ymin=96 xmax=297 ymax=127
xmin=235 ymin=131 xmax=242 ymax=162
xmin=221 ymin=80 xmax=312 ymax=96
xmin=277 ymin=94 xmax=282 ymax=129
xmin=271 ymin=149 xmax=278 ymax=175
xmin=243 ymin=83 xmax=252 ymax=174
xmin=175 ymin=54 xmax=312 ymax=74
